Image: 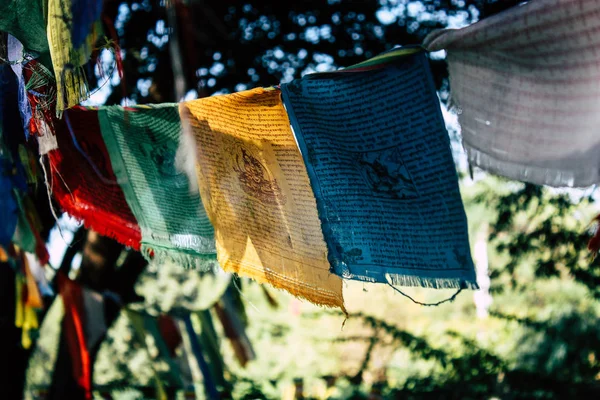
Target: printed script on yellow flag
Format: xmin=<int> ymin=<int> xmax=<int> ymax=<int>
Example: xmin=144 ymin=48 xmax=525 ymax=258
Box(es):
xmin=180 ymin=87 xmax=345 ymax=311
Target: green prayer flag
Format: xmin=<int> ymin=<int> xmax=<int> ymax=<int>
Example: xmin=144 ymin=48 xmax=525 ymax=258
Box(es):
xmin=0 ymin=0 xmax=50 ymax=60
xmin=98 ymin=105 xmax=216 ymax=269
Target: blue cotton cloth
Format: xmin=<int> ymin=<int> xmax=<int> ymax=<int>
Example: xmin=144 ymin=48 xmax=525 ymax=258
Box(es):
xmin=0 ymin=157 xmax=18 ymax=248
xmin=71 ymin=0 xmax=104 ymax=48
xmin=281 ymin=51 xmax=476 ymax=289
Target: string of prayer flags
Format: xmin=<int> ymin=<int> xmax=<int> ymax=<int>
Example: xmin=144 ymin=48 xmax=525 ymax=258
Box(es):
xmin=98 ymin=104 xmax=217 ymax=267
xmin=47 ymin=0 xmax=98 ymax=111
xmin=423 ymin=0 xmax=600 ymax=187
xmin=47 ymin=108 xmax=142 ymax=250
xmin=180 ymin=87 xmax=345 ymax=311
xmin=281 ymin=51 xmax=477 ymax=289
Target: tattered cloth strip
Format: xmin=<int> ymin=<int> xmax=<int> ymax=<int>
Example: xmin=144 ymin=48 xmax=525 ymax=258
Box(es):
xmin=71 ymin=0 xmax=104 ymax=49
xmin=423 ymin=0 xmax=600 ymax=187
xmin=48 ymin=108 xmax=141 ymax=249
xmin=7 ymin=35 xmax=32 ymax=138
xmin=47 ymin=0 xmax=98 ymax=111
xmin=58 ymin=273 xmax=92 ymax=400
xmin=81 ymin=287 xmax=107 ymax=350
xmin=180 ymin=88 xmax=345 ymax=310
xmin=98 ymin=105 xmax=216 ymax=267
xmin=24 ymin=60 xmax=58 ymax=153
xmin=214 ymin=294 xmax=255 ymax=367
xmin=281 ymin=51 xmax=476 ymax=289
xmin=182 ymin=314 xmax=220 ymax=399
xmin=195 ymin=310 xmax=227 ymax=388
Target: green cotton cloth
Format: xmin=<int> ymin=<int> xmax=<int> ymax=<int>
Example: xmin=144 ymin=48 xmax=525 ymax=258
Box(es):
xmin=0 ymin=0 xmax=53 ymax=69
xmin=98 ymin=105 xmax=216 ymax=268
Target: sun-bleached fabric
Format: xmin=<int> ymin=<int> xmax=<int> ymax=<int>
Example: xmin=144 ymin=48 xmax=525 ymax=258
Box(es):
xmin=98 ymin=105 xmax=216 ymax=268
xmin=180 ymin=88 xmax=345 ymax=311
xmin=281 ymin=52 xmax=476 ymax=289
xmin=48 ymin=108 xmax=141 ymax=249
xmin=424 ymin=0 xmax=600 ymax=187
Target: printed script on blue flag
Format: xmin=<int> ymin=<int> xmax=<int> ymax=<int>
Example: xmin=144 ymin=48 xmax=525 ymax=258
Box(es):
xmin=281 ymin=51 xmax=477 ymax=289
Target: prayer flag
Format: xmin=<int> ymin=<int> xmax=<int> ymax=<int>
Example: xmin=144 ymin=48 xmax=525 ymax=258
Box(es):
xmin=281 ymin=51 xmax=476 ymax=289
xmin=98 ymin=105 xmax=216 ymax=268
xmin=48 ymin=108 xmax=142 ymax=250
xmin=180 ymin=88 xmax=345 ymax=310
xmin=424 ymin=0 xmax=600 ymax=187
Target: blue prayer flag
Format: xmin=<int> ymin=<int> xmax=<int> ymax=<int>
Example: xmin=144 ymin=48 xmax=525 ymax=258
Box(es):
xmin=281 ymin=51 xmax=477 ymax=289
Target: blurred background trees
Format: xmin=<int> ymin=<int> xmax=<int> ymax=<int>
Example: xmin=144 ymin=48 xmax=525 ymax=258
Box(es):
xmin=22 ymin=0 xmax=600 ymax=398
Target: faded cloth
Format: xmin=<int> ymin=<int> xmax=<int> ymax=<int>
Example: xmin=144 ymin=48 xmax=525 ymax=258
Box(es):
xmin=180 ymin=88 xmax=345 ymax=310
xmin=98 ymin=105 xmax=216 ymax=268
xmin=424 ymin=0 xmax=600 ymax=187
xmin=7 ymin=35 xmax=32 ymax=138
xmin=281 ymin=52 xmax=476 ymax=289
xmin=48 ymin=108 xmax=141 ymax=249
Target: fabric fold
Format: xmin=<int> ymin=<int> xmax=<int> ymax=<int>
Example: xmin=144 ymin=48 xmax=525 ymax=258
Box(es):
xmin=423 ymin=0 xmax=600 ymax=187
xmin=180 ymin=88 xmax=345 ymax=310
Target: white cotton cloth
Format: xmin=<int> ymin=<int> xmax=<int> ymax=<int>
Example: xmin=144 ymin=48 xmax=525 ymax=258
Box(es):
xmin=424 ymin=0 xmax=600 ymax=187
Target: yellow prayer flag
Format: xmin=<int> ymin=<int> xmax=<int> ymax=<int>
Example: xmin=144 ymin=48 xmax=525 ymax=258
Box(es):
xmin=180 ymin=88 xmax=345 ymax=311
xmin=47 ymin=0 xmax=97 ymax=111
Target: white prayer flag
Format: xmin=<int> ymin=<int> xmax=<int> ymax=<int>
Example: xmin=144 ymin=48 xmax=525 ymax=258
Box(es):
xmin=424 ymin=0 xmax=600 ymax=187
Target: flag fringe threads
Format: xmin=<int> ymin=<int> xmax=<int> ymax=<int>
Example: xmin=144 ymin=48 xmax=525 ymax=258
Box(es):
xmin=386 ymin=273 xmax=479 ymax=290
xmin=141 ymin=243 xmax=218 ymax=271
xmin=336 ymin=259 xmax=478 ymax=290
xmin=59 ymin=63 xmax=91 ymax=114
xmin=465 ymin=146 xmax=589 ymax=189
xmin=55 ymin=198 xmax=141 ymax=250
